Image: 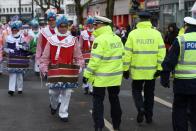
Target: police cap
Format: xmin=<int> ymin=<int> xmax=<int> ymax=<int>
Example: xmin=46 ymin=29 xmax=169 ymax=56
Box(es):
xmin=93 ymin=16 xmax=112 ymax=25
xmin=184 ymin=17 xmax=196 ymax=25
xmin=138 ymin=11 xmax=151 ymax=19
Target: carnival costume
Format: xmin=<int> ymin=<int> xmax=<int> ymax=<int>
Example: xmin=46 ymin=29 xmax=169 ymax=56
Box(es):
xmin=40 ymin=15 xmax=84 ymax=121
xmin=4 ymin=21 xmax=30 ymax=96
xmin=80 ymin=17 xmax=95 ymax=94
xmin=36 ymin=9 xmax=57 ymax=66
xmin=29 ymin=19 xmax=40 ymax=73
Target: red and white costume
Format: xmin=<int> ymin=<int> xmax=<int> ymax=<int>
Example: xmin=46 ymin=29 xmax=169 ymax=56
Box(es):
xmin=36 ymin=26 xmax=56 ymax=65
xmin=40 ymin=33 xmax=84 ymax=118
xmin=79 ymin=29 xmax=94 ymax=93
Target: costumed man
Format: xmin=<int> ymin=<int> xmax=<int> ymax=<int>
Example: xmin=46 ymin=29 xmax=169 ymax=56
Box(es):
xmin=123 ymin=11 xmax=166 ymax=124
xmin=80 ymin=17 xmax=95 ymax=95
xmin=83 ymin=16 xmax=124 ymax=131
xmin=39 ymin=15 xmax=84 ymax=122
xmin=4 ymin=20 xmax=30 ymax=96
xmin=36 ymin=9 xmax=57 ymax=68
xmin=29 ymin=19 xmax=40 ymax=74
xmin=160 ymin=15 xmax=196 ymax=131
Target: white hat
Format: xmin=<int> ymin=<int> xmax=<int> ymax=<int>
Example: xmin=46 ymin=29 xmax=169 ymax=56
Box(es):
xmin=184 ymin=17 xmax=196 ymax=25
xmin=94 ymin=15 xmax=112 ymax=24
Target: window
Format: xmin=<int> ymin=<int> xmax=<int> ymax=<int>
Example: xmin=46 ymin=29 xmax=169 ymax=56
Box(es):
xmin=10 ymin=8 xmax=12 ymax=12
xmin=25 ymin=7 xmax=27 ymax=12
xmin=21 ymin=8 xmax=23 ymax=12
xmin=14 ymin=8 xmax=16 ymax=12
xmin=0 ymin=8 xmax=1 ymax=13
xmin=3 ymin=8 xmax=5 ymax=13
xmin=29 ymin=7 xmax=31 ymax=12
xmin=6 ymin=8 xmax=9 ymax=13
xmin=66 ymin=4 xmax=75 ymax=15
xmin=185 ymin=1 xmax=195 ymax=16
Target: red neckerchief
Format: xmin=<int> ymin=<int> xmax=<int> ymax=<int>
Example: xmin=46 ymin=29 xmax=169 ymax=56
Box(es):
xmin=49 ymin=27 xmax=55 ymax=34
xmin=57 ymin=36 xmax=66 ymax=41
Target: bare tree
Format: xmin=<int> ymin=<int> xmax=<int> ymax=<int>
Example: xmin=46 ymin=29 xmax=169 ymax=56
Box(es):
xmin=106 ymin=0 xmax=115 ymax=20
xmin=34 ymin=0 xmax=63 ymax=13
xmin=74 ymin=0 xmax=93 ymax=24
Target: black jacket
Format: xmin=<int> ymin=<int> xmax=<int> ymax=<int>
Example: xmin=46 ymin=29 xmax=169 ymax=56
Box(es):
xmin=162 ymin=26 xmax=196 ymax=94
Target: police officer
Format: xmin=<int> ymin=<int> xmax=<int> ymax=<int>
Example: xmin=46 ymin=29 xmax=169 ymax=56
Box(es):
xmin=161 ymin=16 xmax=196 ymax=131
xmin=83 ymin=16 xmax=124 ymax=131
xmin=123 ymin=11 xmax=166 ymax=124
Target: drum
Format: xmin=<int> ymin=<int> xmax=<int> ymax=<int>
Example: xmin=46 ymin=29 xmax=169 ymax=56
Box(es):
xmin=7 ymin=55 xmax=30 ymax=68
xmin=48 ymin=64 xmax=80 ymax=83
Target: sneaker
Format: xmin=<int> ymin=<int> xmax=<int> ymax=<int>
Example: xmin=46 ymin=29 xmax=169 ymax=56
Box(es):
xmin=137 ymin=110 xmax=145 ymax=123
xmin=49 ymin=105 xmax=57 ymax=115
xmin=18 ymin=91 xmax=23 ymax=94
xmin=8 ymin=91 xmax=14 ymax=96
xmin=60 ymin=117 xmax=68 ymax=122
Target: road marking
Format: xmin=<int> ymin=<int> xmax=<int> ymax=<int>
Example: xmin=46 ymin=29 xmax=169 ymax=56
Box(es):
xmin=154 ymin=96 xmax=172 ymax=108
xmin=89 ymin=110 xmax=114 ymax=131
xmin=142 ymin=92 xmax=172 ymax=108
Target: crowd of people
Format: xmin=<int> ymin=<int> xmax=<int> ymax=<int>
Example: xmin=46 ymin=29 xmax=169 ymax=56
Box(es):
xmin=0 ymin=5 xmax=196 ymax=131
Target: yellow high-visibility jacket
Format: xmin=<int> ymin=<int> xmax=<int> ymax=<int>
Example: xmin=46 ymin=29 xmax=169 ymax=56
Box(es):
xmin=124 ymin=21 xmax=166 ymax=80
xmin=83 ymin=26 xmax=124 ymax=87
xmin=175 ymin=32 xmax=196 ymax=79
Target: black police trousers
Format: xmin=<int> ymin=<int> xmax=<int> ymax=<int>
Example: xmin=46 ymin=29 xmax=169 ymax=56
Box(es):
xmin=132 ymin=80 xmax=155 ymax=118
xmin=173 ymin=94 xmax=196 ymax=131
xmin=92 ymin=86 xmax=122 ymax=129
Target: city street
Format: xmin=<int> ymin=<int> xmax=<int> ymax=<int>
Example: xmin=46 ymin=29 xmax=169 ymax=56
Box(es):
xmin=0 ymin=72 xmax=173 ymax=131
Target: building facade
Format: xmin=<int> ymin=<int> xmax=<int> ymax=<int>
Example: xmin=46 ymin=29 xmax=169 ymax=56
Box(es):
xmin=86 ymin=0 xmax=131 ymax=27
xmin=159 ymin=0 xmax=195 ymax=32
xmin=0 ymin=0 xmax=35 ymax=23
xmin=145 ymin=0 xmax=160 ymax=27
xmin=63 ymin=0 xmax=77 ymax=24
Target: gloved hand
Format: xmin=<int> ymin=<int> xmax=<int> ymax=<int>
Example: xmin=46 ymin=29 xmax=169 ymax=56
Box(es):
xmin=79 ymin=67 xmax=83 ymax=73
xmin=16 ymin=45 xmax=23 ymax=50
xmin=123 ymin=70 xmax=129 ymax=79
xmin=154 ymin=70 xmax=161 ymax=78
xmin=83 ymin=77 xmax=88 ymax=84
xmin=160 ymin=71 xmax=170 ymax=88
xmin=9 ymin=49 xmax=15 ymax=54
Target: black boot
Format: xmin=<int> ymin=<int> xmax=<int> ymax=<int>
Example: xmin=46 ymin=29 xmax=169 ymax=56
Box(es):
xmin=137 ymin=108 xmax=145 ymax=123
xmin=18 ymin=91 xmax=23 ymax=94
xmin=84 ymin=88 xmax=88 ymax=95
xmin=49 ymin=105 xmax=57 ymax=115
xmin=8 ymin=91 xmax=14 ymax=96
xmin=60 ymin=117 xmax=68 ymax=122
xmin=145 ymin=115 xmax=152 ymax=124
xmin=95 ymin=128 xmax=102 ymax=131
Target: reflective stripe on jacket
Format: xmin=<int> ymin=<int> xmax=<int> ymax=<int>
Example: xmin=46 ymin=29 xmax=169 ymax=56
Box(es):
xmin=123 ymin=21 xmax=166 ymax=80
xmin=175 ymin=32 xmax=196 ymax=79
xmin=83 ymin=26 xmax=124 ymax=87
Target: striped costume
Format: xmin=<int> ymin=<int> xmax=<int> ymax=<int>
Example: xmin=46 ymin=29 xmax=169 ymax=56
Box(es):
xmin=40 ymin=34 xmax=84 ymax=89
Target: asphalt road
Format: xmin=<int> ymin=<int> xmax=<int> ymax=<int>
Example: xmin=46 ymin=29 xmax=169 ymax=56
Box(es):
xmin=0 ymin=72 xmax=174 ymax=131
